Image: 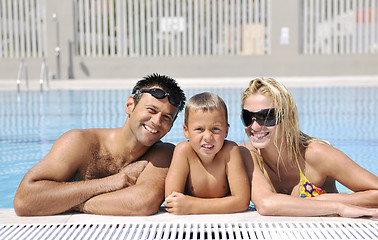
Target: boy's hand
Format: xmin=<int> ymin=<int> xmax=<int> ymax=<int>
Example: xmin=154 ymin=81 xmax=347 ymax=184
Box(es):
xmin=164 ymin=192 xmax=192 ymax=215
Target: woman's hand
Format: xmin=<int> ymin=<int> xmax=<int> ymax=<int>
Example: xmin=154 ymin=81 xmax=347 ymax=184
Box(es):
xmin=337 ymin=202 xmax=378 ymax=218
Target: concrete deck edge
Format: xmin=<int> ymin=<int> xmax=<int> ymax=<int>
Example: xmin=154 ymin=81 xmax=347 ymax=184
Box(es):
xmin=1 ymin=75 xmax=378 ymax=91
xmin=1 ymin=208 xmax=376 ymax=225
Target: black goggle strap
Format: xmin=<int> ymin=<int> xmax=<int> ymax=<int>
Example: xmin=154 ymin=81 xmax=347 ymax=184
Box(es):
xmin=241 ymin=108 xmax=276 ymax=127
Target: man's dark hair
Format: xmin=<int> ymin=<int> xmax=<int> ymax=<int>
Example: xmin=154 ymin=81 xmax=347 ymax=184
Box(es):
xmin=132 ymin=73 xmax=186 ymax=112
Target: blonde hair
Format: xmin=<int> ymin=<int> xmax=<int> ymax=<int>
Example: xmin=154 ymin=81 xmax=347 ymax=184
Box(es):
xmin=185 ymin=92 xmax=228 ymax=126
xmin=241 ymin=78 xmax=321 ymax=165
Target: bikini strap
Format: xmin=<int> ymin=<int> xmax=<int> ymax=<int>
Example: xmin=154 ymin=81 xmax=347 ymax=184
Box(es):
xmin=258 ymin=148 xmax=266 ymax=172
xmin=293 ymin=148 xmax=305 ymax=176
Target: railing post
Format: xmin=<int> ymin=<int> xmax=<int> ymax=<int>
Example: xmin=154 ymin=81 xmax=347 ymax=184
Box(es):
xmin=17 ymin=59 xmax=24 ymax=92
xmin=40 ymin=58 xmax=49 ymax=91
xmin=45 ymin=0 xmax=75 ymax=80
xmin=16 ymin=58 xmax=29 ymax=92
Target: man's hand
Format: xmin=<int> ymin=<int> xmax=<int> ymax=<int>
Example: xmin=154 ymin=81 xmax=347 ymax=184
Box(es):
xmin=119 ymin=160 xmax=149 ymax=186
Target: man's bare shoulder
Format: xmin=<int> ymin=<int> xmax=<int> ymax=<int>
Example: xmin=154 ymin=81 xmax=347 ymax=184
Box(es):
xmin=61 ymin=128 xmax=95 ymax=140
xmin=151 ymin=141 xmax=176 ymax=153
xmin=60 ymin=128 xmax=114 ymax=145
xmin=51 ymin=128 xmax=106 ymax=161
xmin=142 ymin=141 xmax=176 ymax=167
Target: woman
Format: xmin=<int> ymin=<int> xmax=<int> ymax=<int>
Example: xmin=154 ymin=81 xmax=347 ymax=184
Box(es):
xmin=240 ymin=77 xmax=378 ymax=217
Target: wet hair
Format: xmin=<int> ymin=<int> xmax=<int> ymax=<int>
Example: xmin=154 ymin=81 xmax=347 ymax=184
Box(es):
xmin=184 ymin=92 xmax=229 ymax=127
xmin=132 ymin=73 xmax=186 ymax=112
xmin=241 ymin=78 xmax=325 ymax=166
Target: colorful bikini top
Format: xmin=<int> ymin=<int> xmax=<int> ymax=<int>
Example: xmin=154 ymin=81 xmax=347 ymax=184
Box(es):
xmin=260 ymin=151 xmax=326 ymax=198
xmin=293 ymin=150 xmax=326 ymax=198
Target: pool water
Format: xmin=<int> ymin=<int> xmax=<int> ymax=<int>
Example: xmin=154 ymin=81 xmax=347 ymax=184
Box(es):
xmin=1 ymin=87 xmax=377 ymax=209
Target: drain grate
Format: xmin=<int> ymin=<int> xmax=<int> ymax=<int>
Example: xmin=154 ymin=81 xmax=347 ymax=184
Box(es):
xmin=1 ymin=222 xmax=377 ymax=239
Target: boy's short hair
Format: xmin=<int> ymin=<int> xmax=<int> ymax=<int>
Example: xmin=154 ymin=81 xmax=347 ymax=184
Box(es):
xmin=184 ymin=92 xmax=228 ymax=126
xmin=132 ymin=73 xmax=186 ymax=112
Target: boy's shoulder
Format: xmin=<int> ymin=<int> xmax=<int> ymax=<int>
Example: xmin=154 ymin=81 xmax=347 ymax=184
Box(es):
xmin=175 ymin=140 xmax=192 ymax=152
xmin=216 ymin=140 xmax=239 ymax=157
xmin=222 ymin=140 xmax=238 ymax=150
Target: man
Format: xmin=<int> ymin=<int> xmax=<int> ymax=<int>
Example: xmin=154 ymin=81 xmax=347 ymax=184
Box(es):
xmin=14 ymin=73 xmax=186 ymax=216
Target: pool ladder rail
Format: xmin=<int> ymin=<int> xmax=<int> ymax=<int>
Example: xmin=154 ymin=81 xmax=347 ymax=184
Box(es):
xmin=17 ymin=58 xmax=49 ymax=92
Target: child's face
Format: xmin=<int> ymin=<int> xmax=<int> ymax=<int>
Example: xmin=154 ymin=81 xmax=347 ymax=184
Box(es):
xmin=183 ymin=109 xmax=229 ymax=161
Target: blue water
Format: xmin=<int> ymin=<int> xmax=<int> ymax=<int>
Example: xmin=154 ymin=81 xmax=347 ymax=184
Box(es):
xmin=1 ymin=87 xmax=377 ymax=209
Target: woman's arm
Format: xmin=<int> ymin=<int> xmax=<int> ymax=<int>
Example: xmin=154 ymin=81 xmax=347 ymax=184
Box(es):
xmin=239 ymin=144 xmax=378 ymax=218
xmin=308 ymin=142 xmax=378 ymax=208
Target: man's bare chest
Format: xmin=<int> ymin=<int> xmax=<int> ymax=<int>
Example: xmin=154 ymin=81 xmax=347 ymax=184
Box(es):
xmin=81 ymin=150 xmax=127 ymax=180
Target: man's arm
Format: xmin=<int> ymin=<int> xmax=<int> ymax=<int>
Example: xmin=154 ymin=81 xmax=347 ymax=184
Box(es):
xmin=14 ymin=130 xmax=130 ymax=216
xmin=78 ymin=143 xmax=174 ymax=216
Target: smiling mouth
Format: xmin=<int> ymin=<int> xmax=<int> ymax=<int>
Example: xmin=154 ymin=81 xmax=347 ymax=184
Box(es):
xmin=144 ymin=124 xmax=158 ymax=134
xmin=252 ymin=132 xmax=269 ymax=139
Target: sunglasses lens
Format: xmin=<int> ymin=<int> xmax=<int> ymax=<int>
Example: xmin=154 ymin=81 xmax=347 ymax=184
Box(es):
xmin=241 ymin=109 xmax=276 ymax=127
xmin=241 ymin=110 xmax=252 ymax=126
xmin=256 ymin=109 xmax=276 ymax=126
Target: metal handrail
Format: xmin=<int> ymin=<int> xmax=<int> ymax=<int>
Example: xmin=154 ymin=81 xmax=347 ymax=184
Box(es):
xmin=40 ymin=58 xmax=49 ymax=91
xmin=17 ymin=58 xmax=28 ymax=92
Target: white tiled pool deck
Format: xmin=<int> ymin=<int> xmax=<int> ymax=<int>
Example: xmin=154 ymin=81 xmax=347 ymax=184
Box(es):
xmin=1 ymin=207 xmax=377 ymax=225
xmin=1 ymin=76 xmax=377 ymax=239
xmin=1 ymin=208 xmax=377 ymax=239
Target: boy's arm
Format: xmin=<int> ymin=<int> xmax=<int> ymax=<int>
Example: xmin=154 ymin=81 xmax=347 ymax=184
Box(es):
xmin=164 ymin=142 xmax=190 ymax=198
xmin=164 ymin=142 xmax=250 ymax=215
xmin=14 ymin=130 xmax=129 ymax=216
xmin=79 ymin=143 xmax=174 ymax=216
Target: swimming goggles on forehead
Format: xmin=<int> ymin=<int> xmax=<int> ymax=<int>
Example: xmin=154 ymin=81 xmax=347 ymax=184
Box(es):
xmin=133 ymin=88 xmax=182 ymax=108
xmin=241 ymin=108 xmax=277 ymax=127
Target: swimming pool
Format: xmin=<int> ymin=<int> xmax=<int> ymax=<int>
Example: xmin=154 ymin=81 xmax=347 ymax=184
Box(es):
xmin=1 ymin=86 xmax=377 ymax=209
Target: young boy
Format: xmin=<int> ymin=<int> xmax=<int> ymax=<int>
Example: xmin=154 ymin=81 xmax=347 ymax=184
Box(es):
xmin=164 ymin=92 xmax=250 ymax=215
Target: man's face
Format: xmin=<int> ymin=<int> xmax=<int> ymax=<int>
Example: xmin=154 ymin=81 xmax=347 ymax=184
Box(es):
xmin=126 ymin=91 xmax=179 ymax=146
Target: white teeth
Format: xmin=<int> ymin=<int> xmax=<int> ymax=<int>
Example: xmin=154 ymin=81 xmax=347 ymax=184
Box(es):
xmin=145 ymin=125 xmax=158 ymax=133
xmin=253 ymin=133 xmax=267 ymax=138
xmin=202 ymin=144 xmax=213 ymax=148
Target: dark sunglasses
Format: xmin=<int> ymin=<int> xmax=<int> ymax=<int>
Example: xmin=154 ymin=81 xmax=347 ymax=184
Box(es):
xmin=241 ymin=108 xmax=277 ymax=127
xmin=133 ymin=88 xmax=182 ymax=108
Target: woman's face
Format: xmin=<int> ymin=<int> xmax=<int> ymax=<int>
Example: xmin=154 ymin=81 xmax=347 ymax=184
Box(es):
xmin=242 ymin=92 xmax=279 ymax=149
